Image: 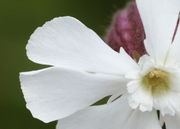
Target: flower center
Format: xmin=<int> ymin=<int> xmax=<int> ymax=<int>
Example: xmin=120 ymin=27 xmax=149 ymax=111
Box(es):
xmin=141 ymin=68 xmax=170 ymax=96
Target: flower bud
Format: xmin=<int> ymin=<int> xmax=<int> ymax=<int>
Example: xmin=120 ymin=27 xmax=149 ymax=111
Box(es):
xmin=105 ymin=2 xmax=146 ymax=60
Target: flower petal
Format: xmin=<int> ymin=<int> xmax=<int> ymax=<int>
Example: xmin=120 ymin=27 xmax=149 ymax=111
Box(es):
xmin=166 ymin=23 xmax=180 ymax=67
xmin=127 ymin=80 xmax=139 ymax=93
xmin=136 ymin=0 xmax=180 ymax=64
xmin=154 ymin=91 xmax=180 ymax=116
xmin=27 ymin=16 xmax=137 ymax=75
xmin=163 ymin=112 xmax=180 ymax=129
xmin=173 ymin=14 xmax=180 ymax=43
xmin=128 ymin=83 xmax=153 ymax=112
xmin=56 ymin=96 xmax=161 ymax=129
xmin=20 ymin=67 xmax=124 ymax=123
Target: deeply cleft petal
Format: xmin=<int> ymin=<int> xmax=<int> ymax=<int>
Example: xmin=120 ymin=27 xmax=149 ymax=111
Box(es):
xmin=56 ymin=96 xmax=161 ymax=129
xmin=136 ymin=0 xmax=180 ymax=65
xmin=20 ymin=67 xmax=125 ymax=123
xmin=27 ymin=16 xmax=137 ymax=75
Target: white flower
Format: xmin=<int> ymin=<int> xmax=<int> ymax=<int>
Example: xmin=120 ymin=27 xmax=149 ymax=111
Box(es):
xmin=20 ymin=0 xmax=180 ymax=129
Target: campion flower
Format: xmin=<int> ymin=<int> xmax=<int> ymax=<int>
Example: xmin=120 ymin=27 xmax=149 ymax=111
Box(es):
xmin=105 ymin=2 xmax=146 ymax=60
xmin=20 ymin=0 xmax=180 ymax=129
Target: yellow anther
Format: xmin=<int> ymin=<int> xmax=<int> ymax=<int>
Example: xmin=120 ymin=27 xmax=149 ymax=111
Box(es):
xmin=141 ymin=68 xmax=170 ymax=96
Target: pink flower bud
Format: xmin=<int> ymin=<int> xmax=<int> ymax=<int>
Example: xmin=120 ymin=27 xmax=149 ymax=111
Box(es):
xmin=105 ymin=2 xmax=146 ymax=60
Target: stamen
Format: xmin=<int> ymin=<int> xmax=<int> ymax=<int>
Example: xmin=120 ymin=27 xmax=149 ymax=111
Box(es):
xmin=141 ymin=68 xmax=170 ymax=96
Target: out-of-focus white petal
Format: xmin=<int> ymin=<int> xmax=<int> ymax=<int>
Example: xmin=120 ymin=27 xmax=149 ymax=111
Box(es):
xmin=163 ymin=112 xmax=180 ymax=129
xmin=27 ymin=16 xmax=138 ymax=75
xmin=166 ymin=24 xmax=180 ymax=67
xmin=56 ymin=96 xmax=161 ymax=129
xmin=136 ymin=0 xmax=180 ymax=65
xmin=20 ymin=67 xmax=124 ymax=123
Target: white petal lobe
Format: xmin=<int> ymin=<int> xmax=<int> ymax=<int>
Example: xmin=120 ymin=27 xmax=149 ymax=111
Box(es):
xmin=20 ymin=67 xmax=124 ymax=123
xmin=56 ymin=96 xmax=161 ymax=129
xmin=136 ymin=0 xmax=180 ymax=65
xmin=166 ymin=21 xmax=180 ymax=67
xmin=27 ymin=16 xmax=137 ymax=75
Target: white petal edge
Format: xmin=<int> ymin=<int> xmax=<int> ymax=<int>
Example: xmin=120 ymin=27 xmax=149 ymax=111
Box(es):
xmin=20 ymin=67 xmax=125 ymax=123
xmin=166 ymin=20 xmax=180 ymax=67
xmin=136 ymin=0 xmax=180 ymax=65
xmin=27 ymin=16 xmax=138 ymax=75
xmin=56 ymin=96 xmax=161 ymax=129
xmin=163 ymin=112 xmax=180 ymax=129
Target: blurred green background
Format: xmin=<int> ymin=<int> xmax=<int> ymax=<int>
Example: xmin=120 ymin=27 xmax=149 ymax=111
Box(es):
xmin=0 ymin=0 xmax=129 ymax=129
